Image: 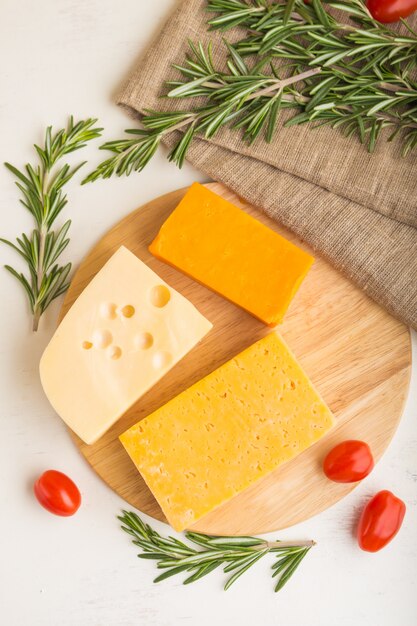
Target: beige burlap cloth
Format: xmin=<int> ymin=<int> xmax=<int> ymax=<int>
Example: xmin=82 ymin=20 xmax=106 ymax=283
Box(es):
xmin=118 ymin=0 xmax=417 ymax=330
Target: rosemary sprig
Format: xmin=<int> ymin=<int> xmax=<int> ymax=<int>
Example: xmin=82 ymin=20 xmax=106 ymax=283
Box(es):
xmin=82 ymin=43 xmax=323 ymax=183
xmin=119 ymin=510 xmax=315 ymax=592
xmin=1 ymin=117 xmax=102 ymax=330
xmin=84 ymin=0 xmax=417 ymax=183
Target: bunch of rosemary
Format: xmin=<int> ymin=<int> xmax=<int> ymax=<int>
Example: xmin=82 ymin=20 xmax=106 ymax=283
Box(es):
xmin=2 ymin=117 xmax=102 ymax=330
xmin=84 ymin=0 xmax=417 ymax=184
xmin=119 ymin=511 xmax=315 ymax=592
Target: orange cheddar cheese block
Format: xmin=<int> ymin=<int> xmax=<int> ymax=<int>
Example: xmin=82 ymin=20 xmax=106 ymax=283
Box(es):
xmin=120 ymin=332 xmax=335 ymax=531
xmin=149 ymin=183 xmax=314 ymax=326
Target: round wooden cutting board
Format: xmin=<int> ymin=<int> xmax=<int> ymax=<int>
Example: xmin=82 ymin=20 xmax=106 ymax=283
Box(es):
xmin=59 ymin=183 xmax=411 ymax=535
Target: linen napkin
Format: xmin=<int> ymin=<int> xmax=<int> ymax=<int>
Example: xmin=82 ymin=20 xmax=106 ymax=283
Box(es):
xmin=117 ymin=0 xmax=417 ymax=330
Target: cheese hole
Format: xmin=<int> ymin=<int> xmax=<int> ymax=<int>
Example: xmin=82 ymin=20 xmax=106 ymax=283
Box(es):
xmin=135 ymin=332 xmax=153 ymax=350
xmin=92 ymin=329 xmax=112 ymax=349
xmin=121 ymin=304 xmax=135 ymax=318
xmin=100 ymin=302 xmax=117 ymax=320
xmin=149 ymin=285 xmax=171 ymax=308
xmin=152 ymin=351 xmax=172 ymax=369
xmin=107 ymin=345 xmax=122 ymax=360
xmin=82 ymin=341 xmax=93 ymax=350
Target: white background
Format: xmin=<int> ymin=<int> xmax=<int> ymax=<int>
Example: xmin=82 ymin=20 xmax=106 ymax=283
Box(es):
xmin=0 ymin=1 xmax=416 ymax=624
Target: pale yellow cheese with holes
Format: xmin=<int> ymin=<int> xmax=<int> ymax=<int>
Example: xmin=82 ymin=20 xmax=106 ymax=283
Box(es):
xmin=120 ymin=332 xmax=335 ymax=531
xmin=40 ymin=246 xmax=212 ymax=444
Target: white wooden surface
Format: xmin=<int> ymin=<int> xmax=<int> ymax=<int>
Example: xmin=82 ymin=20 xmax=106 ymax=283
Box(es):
xmin=0 ymin=1 xmax=416 ymax=624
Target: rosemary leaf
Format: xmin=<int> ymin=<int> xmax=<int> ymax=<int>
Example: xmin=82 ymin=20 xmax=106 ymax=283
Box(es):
xmin=274 ymin=548 xmax=310 ymax=592
xmin=154 ymin=564 xmax=192 ymax=583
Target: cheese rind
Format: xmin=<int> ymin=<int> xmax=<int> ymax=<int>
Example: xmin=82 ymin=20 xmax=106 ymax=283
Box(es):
xmin=149 ymin=183 xmax=314 ymax=326
xmin=40 ymin=246 xmax=212 ymax=444
xmin=120 ymin=332 xmax=335 ymax=531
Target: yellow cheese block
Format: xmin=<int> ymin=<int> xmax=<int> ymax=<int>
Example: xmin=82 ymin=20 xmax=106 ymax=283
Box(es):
xmin=149 ymin=183 xmax=314 ymax=326
xmin=40 ymin=246 xmax=212 ymax=444
xmin=120 ymin=332 xmax=335 ymax=531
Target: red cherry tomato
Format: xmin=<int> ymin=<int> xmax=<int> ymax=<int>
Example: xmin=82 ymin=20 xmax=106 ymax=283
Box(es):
xmin=323 ymin=440 xmax=374 ymax=483
xmin=357 ymin=490 xmax=406 ymax=552
xmin=34 ymin=470 xmax=81 ymax=516
xmin=367 ymin=0 xmax=417 ymax=22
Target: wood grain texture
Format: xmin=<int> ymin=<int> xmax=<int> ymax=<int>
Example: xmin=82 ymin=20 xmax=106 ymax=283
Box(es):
xmin=59 ymin=183 xmax=411 ymax=535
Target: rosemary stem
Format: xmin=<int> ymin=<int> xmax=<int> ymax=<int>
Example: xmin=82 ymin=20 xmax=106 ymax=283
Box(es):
xmin=265 ymin=539 xmax=316 ymax=549
xmin=379 ymin=81 xmax=403 ymax=93
xmin=35 ymin=225 xmax=47 ymax=299
xmin=165 ymin=115 xmax=197 ymax=132
xmin=202 ymin=69 xmax=322 ymax=101
xmin=247 ymin=67 xmax=322 ymax=100
xmin=32 ymin=308 xmax=41 ymax=332
xmin=33 ymin=166 xmax=50 ymax=330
